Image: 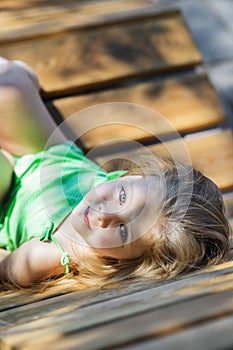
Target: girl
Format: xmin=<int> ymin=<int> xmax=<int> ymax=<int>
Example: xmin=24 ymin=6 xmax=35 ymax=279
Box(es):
xmin=0 ymin=59 xmax=231 ymax=290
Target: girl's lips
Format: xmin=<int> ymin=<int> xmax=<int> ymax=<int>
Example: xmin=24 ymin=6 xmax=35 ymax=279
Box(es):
xmin=84 ymin=206 xmax=90 ymax=229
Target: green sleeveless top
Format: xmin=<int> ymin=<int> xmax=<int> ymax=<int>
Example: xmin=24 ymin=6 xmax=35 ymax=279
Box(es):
xmin=0 ymin=142 xmax=126 ymax=273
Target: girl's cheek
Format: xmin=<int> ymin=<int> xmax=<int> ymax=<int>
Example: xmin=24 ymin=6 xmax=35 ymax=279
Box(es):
xmin=87 ymin=231 xmax=120 ymax=249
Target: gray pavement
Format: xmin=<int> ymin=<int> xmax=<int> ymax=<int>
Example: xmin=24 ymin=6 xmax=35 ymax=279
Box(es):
xmin=152 ymin=0 xmax=233 ymax=130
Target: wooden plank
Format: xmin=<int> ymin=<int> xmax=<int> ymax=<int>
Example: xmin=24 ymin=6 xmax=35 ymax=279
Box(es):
xmin=2 ymin=287 xmax=233 ymax=350
xmin=53 ymin=72 xmax=225 ymax=149
xmin=92 ymin=129 xmax=233 ymax=192
xmin=0 ymin=1 xmax=160 ymax=43
xmin=118 ymin=314 xmax=233 ymax=350
xmin=0 ymin=288 xmax=73 ymax=312
xmin=155 ymin=129 xmax=233 ymax=192
xmin=0 ymin=12 xmax=202 ymax=97
xmin=1 ymin=262 xmax=233 ymax=329
xmin=1 ymin=0 xmax=150 ymax=13
xmin=1 ymin=260 xmax=233 ymax=326
xmin=0 ymin=263 xmax=232 ymax=341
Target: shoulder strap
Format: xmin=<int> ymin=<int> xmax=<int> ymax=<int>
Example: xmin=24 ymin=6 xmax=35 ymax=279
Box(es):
xmin=40 ymin=223 xmax=70 ymax=275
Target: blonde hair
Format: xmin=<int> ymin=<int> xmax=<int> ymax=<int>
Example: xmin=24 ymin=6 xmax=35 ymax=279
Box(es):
xmin=4 ymin=157 xmax=230 ymax=292
xmin=32 ymin=156 xmax=230 ymax=292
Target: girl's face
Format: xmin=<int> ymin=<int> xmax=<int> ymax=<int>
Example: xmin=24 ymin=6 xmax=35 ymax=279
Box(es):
xmin=70 ymin=175 xmax=162 ymax=260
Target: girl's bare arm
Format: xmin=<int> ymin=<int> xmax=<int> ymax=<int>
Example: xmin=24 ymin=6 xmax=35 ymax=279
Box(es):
xmin=0 ymin=238 xmax=64 ymax=287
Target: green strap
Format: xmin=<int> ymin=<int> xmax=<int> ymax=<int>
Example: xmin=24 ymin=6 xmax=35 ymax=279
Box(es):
xmin=40 ymin=222 xmax=70 ymax=275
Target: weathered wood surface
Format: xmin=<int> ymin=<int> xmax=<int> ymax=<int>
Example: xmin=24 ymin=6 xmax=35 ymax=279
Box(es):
xmin=0 ymin=261 xmax=232 ymax=327
xmin=115 ymin=314 xmax=233 ymax=350
xmin=0 ymin=262 xmax=233 ymax=349
xmin=151 ymin=129 xmax=233 ymax=192
xmin=1 ymin=11 xmax=201 ymax=97
xmin=0 ymin=1 xmax=233 ymax=350
xmin=20 ymin=290 xmax=233 ymax=350
xmin=91 ymin=129 xmax=233 ymax=192
xmin=53 ymin=72 xmax=225 ymax=149
xmin=0 ymin=0 xmax=167 ymax=43
xmin=0 ymin=287 xmax=73 ymax=312
xmin=1 ymin=261 xmax=233 ymax=350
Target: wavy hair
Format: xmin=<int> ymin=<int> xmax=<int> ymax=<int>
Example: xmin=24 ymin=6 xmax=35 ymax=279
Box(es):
xmin=4 ymin=157 xmax=230 ymax=292
xmin=26 ymin=156 xmax=231 ymax=293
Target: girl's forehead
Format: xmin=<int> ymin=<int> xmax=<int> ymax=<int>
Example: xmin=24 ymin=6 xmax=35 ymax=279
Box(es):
xmin=99 ymin=175 xmax=160 ymax=201
xmin=111 ymin=175 xmax=153 ymax=191
xmin=92 ymin=175 xmax=144 ymax=194
xmin=111 ymin=175 xmax=144 ymax=185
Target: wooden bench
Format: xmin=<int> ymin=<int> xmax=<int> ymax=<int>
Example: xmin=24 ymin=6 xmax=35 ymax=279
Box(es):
xmin=0 ymin=1 xmax=233 ymax=349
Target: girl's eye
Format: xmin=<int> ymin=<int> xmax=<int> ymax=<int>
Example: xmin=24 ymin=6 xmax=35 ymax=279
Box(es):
xmin=119 ymin=187 xmax=126 ymax=205
xmin=120 ymin=224 xmax=128 ymax=244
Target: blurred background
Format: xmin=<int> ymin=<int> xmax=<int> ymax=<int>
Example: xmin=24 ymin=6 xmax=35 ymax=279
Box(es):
xmin=152 ymin=0 xmax=233 ymax=130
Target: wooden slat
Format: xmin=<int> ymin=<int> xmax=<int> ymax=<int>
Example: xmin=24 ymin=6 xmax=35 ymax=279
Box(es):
xmin=1 ymin=0 xmax=150 ymax=13
xmin=0 ymin=287 xmax=74 ymax=312
xmin=0 ymin=11 xmax=202 ymax=97
xmin=0 ymin=1 xmax=160 ymax=43
xmin=1 ymin=5 xmax=232 ymax=350
xmin=1 ymin=262 xmax=233 ymax=349
xmin=92 ymin=129 xmax=233 ymax=192
xmin=2 ymin=283 xmax=233 ymax=350
xmin=118 ymin=314 xmax=233 ymax=350
xmin=1 ymin=262 xmax=233 ymax=329
xmin=152 ymin=129 xmax=233 ymax=192
xmin=1 ymin=260 xmax=232 ymax=328
xmin=53 ymin=72 xmax=225 ymax=149
xmin=23 ymin=290 xmax=233 ymax=350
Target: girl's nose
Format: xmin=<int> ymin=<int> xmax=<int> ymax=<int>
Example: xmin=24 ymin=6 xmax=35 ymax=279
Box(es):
xmin=98 ymin=211 xmax=118 ymax=228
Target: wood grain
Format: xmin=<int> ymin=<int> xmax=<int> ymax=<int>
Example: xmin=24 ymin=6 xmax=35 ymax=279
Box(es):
xmin=0 ymin=262 xmax=233 ymax=329
xmin=152 ymin=129 xmax=233 ymax=191
xmin=1 ymin=262 xmax=233 ymax=349
xmin=92 ymin=129 xmax=233 ymax=192
xmin=0 ymin=12 xmax=201 ymax=96
xmin=117 ymin=313 xmax=233 ymax=350
xmin=0 ymin=1 xmax=164 ymax=43
xmin=2 ymin=287 xmax=233 ymax=350
xmin=0 ymin=288 xmax=73 ymax=312
xmin=1 ymin=261 xmax=233 ymax=327
xmin=0 ymin=4 xmax=232 ymax=350
xmin=53 ymin=72 xmax=225 ymax=149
